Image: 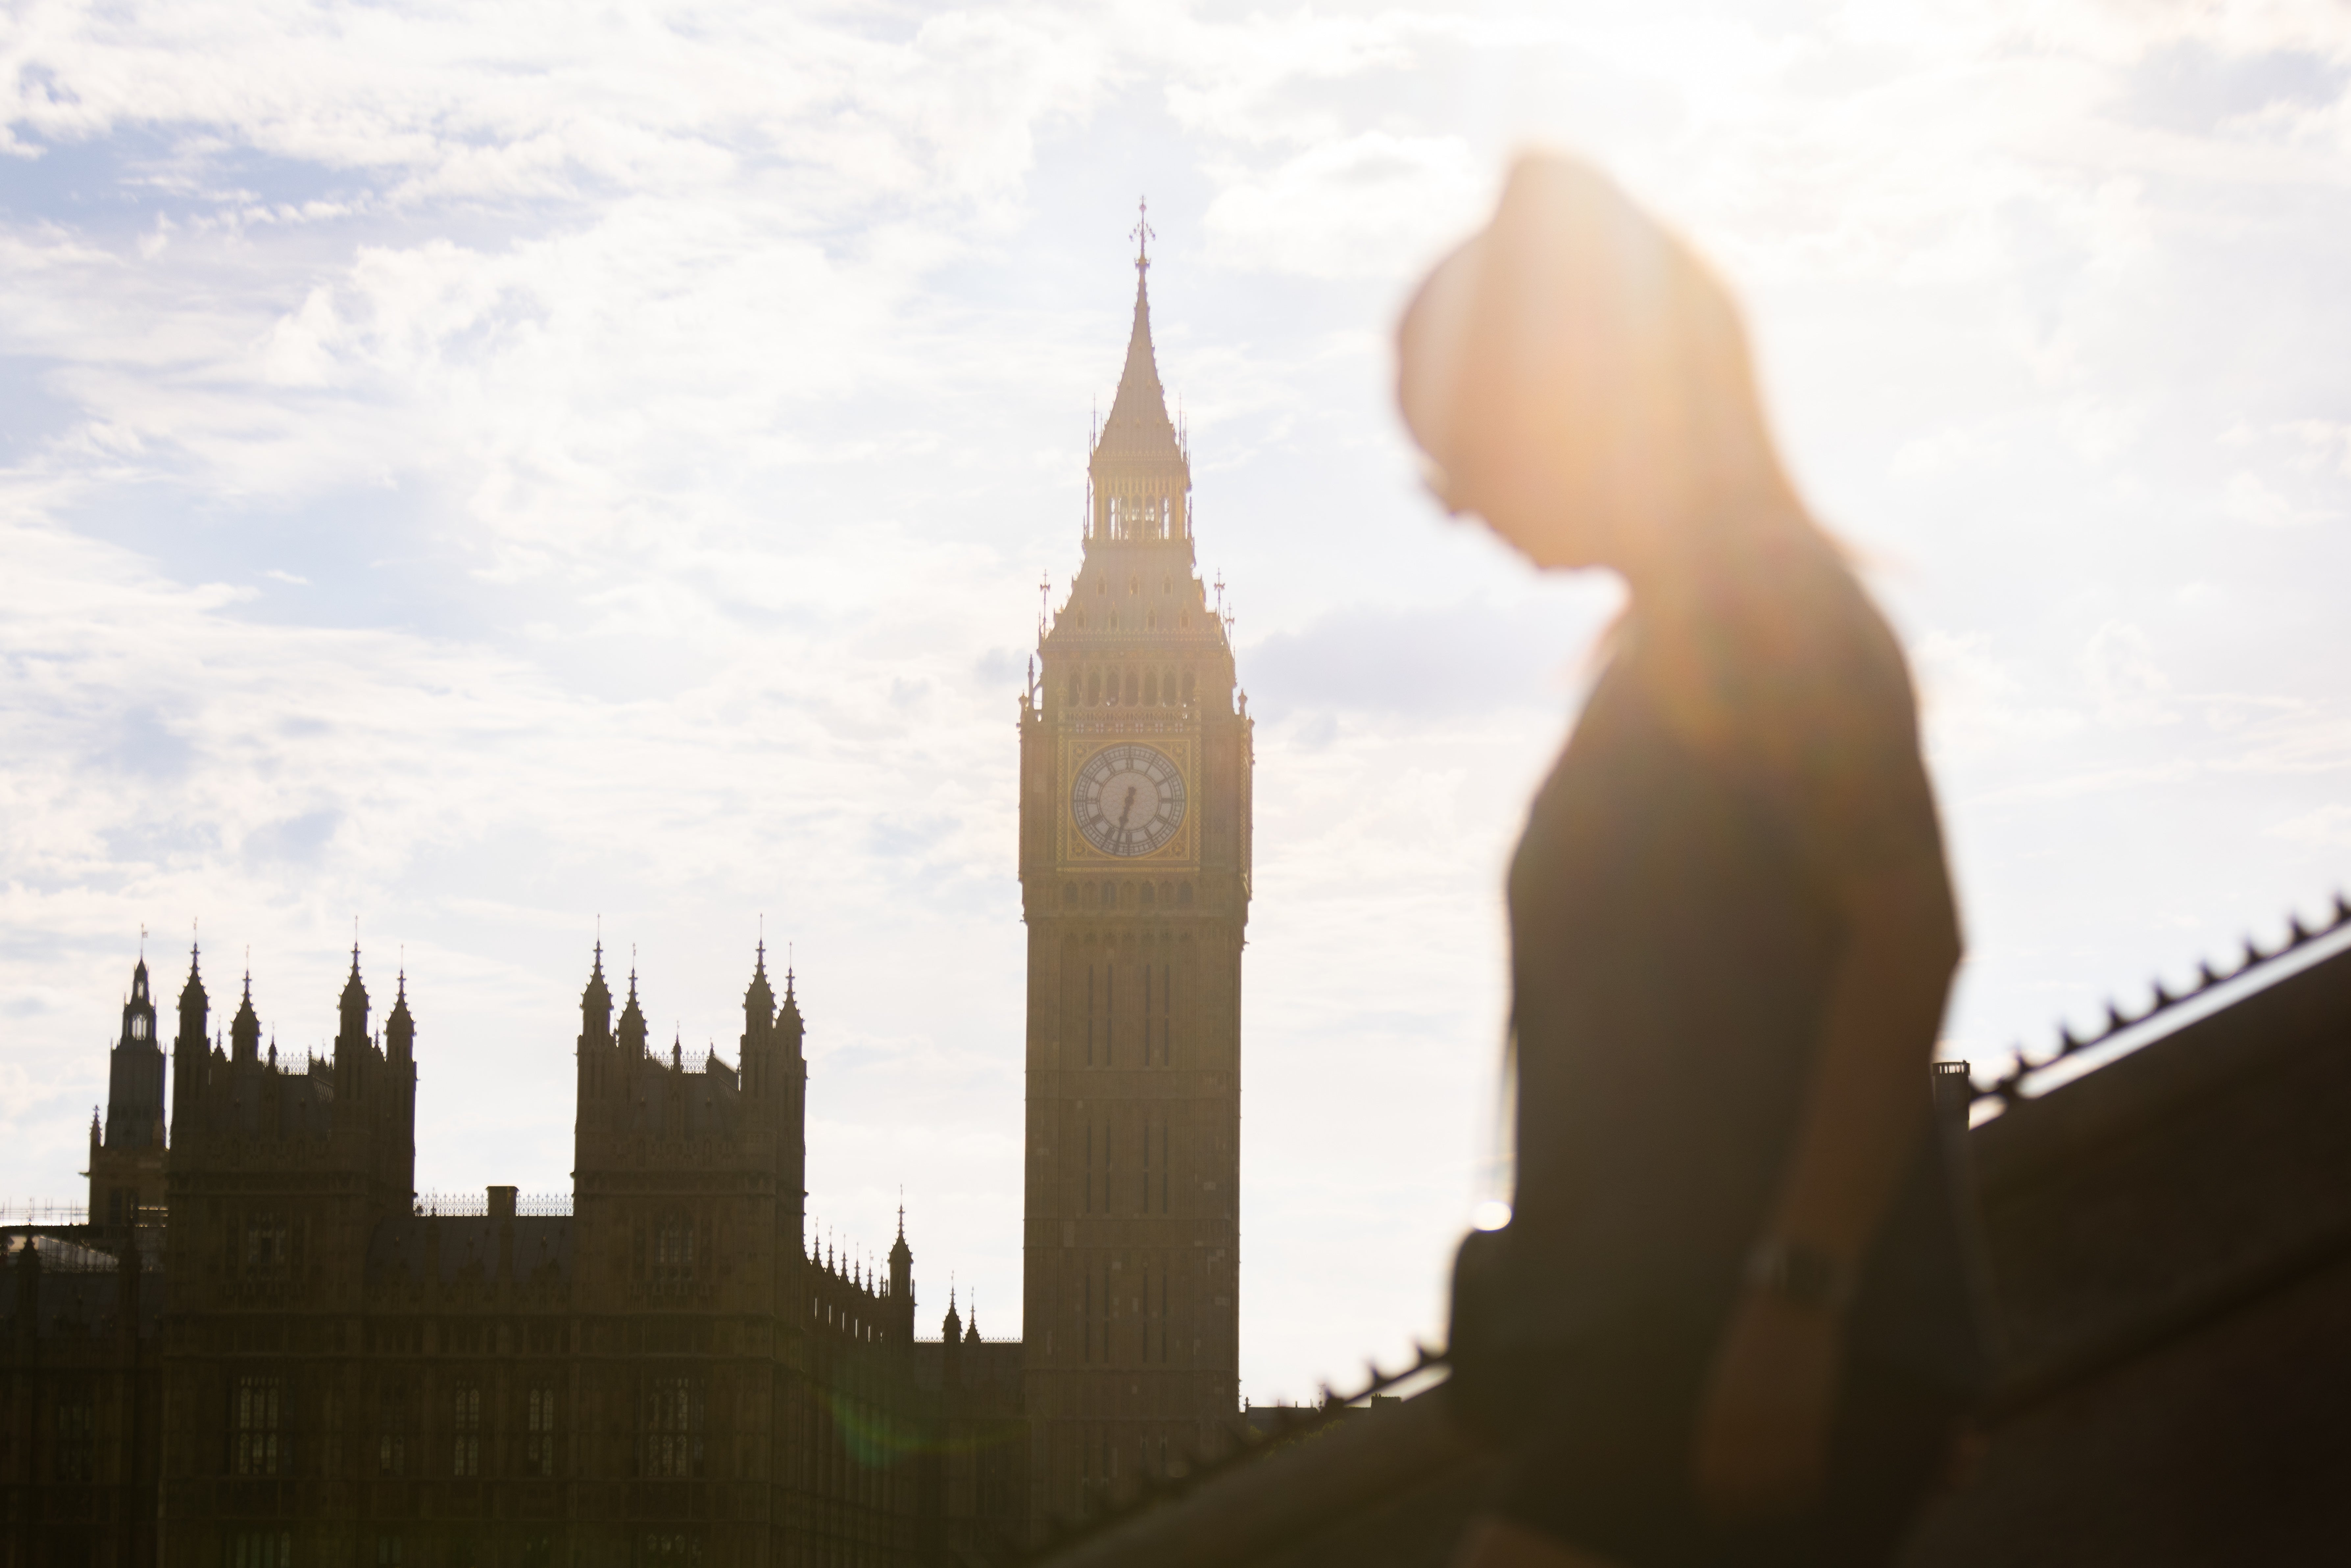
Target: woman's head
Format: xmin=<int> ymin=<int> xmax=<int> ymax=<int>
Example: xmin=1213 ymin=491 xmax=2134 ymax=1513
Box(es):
xmin=1398 ymin=153 xmax=1803 ymax=583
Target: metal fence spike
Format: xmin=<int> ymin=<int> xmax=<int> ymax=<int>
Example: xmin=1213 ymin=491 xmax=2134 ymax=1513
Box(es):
xmin=2288 ymin=915 xmax=2312 ymax=945
xmin=2334 ymin=891 xmax=2350 ymax=925
xmin=2152 ymin=980 xmax=2175 ymax=1008
xmin=2198 ymin=960 xmax=2221 ymax=989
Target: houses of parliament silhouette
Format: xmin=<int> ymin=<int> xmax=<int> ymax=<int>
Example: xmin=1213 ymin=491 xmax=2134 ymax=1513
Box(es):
xmin=0 ymin=228 xmax=1253 ymax=1568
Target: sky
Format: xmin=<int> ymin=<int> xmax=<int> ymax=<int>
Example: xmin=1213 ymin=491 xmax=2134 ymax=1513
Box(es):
xmin=3 ymin=0 xmax=2348 ymax=1406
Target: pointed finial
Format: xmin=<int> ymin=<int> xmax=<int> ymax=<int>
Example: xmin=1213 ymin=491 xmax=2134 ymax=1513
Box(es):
xmin=1132 ymin=196 xmax=1153 ymax=273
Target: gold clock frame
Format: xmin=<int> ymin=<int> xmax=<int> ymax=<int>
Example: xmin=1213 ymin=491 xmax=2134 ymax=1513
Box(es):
xmin=1058 ymin=734 xmax=1198 ymax=867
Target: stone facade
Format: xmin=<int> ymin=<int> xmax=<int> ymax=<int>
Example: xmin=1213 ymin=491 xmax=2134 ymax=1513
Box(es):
xmin=2 ymin=947 xmax=1027 ymax=1568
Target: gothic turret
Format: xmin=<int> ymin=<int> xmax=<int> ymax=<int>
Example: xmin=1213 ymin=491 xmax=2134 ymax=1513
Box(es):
xmin=741 ymin=942 xmax=777 ymax=1099
xmin=583 ymin=944 xmax=613 ymax=1043
xmin=745 ymin=943 xmax=776 ymax=1031
xmin=888 ymin=1206 xmax=914 ymax=1338
xmin=386 ymin=970 xmax=414 ymax=1064
xmin=618 ymin=967 xmax=648 ymax=1062
xmin=336 ymin=946 xmax=369 ymax=1058
xmin=172 ymin=943 xmax=209 ymax=1126
xmin=229 ymin=971 xmax=261 ymax=1066
xmin=777 ymin=963 xmax=803 ymax=1057
xmin=1088 ymin=220 xmax=1190 ymax=525
xmin=579 ymin=943 xmax=614 ymax=1108
xmin=103 ymin=955 xmax=165 ymax=1151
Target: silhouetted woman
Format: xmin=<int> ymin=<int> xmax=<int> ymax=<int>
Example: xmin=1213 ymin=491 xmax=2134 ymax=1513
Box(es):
xmin=1399 ymin=155 xmax=1988 ymax=1568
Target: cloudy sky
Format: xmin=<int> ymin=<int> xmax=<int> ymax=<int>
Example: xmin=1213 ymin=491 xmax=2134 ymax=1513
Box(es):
xmin=4 ymin=0 xmax=2348 ymax=1402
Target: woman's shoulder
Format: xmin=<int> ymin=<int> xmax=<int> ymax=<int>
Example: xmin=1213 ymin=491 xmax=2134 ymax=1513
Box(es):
xmin=1771 ymin=553 xmax=1917 ymax=732
xmin=1635 ymin=544 xmax=1917 ymax=760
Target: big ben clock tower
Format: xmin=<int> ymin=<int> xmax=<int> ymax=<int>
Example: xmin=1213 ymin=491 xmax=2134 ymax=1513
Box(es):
xmin=1019 ymin=215 xmax=1251 ymax=1530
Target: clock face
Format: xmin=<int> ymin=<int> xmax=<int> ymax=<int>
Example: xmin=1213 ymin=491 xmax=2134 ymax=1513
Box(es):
xmin=1071 ymin=743 xmax=1187 ymax=857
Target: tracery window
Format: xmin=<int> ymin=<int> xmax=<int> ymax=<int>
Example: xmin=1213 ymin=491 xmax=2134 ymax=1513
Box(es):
xmin=527 ymin=1385 xmax=557 ymax=1476
xmin=229 ymin=1535 xmax=290 ymax=1568
xmin=53 ymin=1384 xmax=94 ymax=1482
xmin=643 ymin=1377 xmax=702 ymax=1478
xmin=452 ymin=1384 xmax=481 ymax=1477
xmin=653 ymin=1215 xmax=695 ymax=1294
xmin=243 ymin=1215 xmax=289 ymax=1278
xmin=233 ymin=1376 xmax=282 ymax=1476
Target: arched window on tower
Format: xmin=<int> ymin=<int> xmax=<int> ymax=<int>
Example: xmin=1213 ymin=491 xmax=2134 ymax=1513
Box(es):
xmin=1067 ymin=674 xmax=1080 ymax=709
xmin=1182 ymin=669 xmax=1196 ymax=705
xmin=1141 ymin=670 xmax=1157 ymax=706
xmin=1139 ymin=882 xmax=1155 ymax=911
xmin=1088 ymin=671 xmax=1102 ymax=707
xmin=1177 ymin=883 xmax=1194 ymax=908
xmin=1063 ymin=883 xmax=1079 ymax=910
xmin=1125 ymin=670 xmax=1140 ymax=706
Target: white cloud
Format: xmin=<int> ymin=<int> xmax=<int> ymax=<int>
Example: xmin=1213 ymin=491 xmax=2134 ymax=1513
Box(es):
xmin=3 ymin=0 xmax=2350 ymax=1404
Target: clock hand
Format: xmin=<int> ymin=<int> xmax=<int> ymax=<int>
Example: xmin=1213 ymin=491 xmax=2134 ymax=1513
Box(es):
xmin=1114 ymin=785 xmax=1138 ymax=842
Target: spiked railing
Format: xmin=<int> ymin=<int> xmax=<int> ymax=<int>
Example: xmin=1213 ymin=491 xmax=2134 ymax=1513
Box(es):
xmin=1977 ymin=890 xmax=2351 ymax=1107
xmin=1014 ymin=1342 xmax=1448 ymax=1565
